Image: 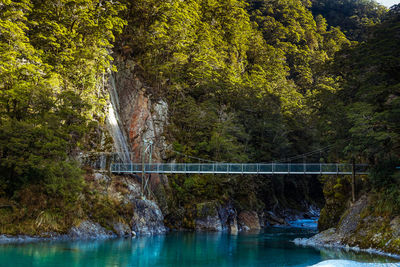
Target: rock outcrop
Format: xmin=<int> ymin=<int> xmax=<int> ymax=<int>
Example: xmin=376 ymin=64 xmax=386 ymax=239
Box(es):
xmin=238 ymin=211 xmax=261 ymax=231
xmin=112 ymin=57 xmax=170 ymax=214
xmin=194 ymin=201 xmax=241 ymax=233
xmin=113 ymin=58 xmax=168 ymax=164
xmin=68 ymin=220 xmax=117 ymax=239
xmin=229 ymin=217 xmax=239 ymax=235
xmin=131 ymin=199 xmax=167 ymax=235
xmin=261 ymin=211 xmax=288 ymax=226
xmin=112 ymin=222 xmax=132 ymax=237
xmin=195 ymin=201 xmax=223 ymax=231
xmin=296 ymin=195 xmax=400 ymax=255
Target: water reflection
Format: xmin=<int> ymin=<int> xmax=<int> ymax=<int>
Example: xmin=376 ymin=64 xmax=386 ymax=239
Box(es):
xmin=0 ymin=229 xmax=398 ymax=267
xmin=319 ymin=247 xmax=398 ymax=263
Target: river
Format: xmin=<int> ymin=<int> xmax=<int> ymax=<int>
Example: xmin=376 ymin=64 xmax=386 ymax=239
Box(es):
xmin=0 ymin=224 xmax=398 ymax=267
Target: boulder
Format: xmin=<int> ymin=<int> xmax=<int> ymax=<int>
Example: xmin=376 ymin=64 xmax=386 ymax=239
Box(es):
xmin=230 ymin=217 xmax=238 ymax=235
xmin=263 ymin=211 xmax=288 ymax=226
xmin=238 ymin=211 xmax=261 ymax=231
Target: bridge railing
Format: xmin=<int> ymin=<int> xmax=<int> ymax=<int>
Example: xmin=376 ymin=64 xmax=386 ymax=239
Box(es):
xmin=110 ymin=163 xmax=368 ymax=175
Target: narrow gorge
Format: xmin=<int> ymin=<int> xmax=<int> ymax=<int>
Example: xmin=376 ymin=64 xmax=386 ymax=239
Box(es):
xmin=0 ymin=0 xmax=399 ymax=265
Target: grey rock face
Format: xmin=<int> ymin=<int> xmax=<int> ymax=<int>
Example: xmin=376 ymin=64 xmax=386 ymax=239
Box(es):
xmin=390 ymin=216 xmax=400 ymax=238
xmin=131 ymin=199 xmax=167 ymax=235
xmin=68 ymin=220 xmax=116 ymax=239
xmin=195 ymin=201 xmax=222 ymax=231
xmin=112 ymin=58 xmax=170 ymax=212
xmin=112 ymin=222 xmax=132 ymax=237
xmin=298 ymin=228 xmax=343 ymax=247
xmin=338 ymin=195 xmax=367 ymax=236
xmin=295 ymin=197 xmax=369 ymax=248
xmin=94 ymin=172 xmax=111 ymax=183
xmin=217 ymin=203 xmax=236 ymax=231
xmin=195 ymin=216 xmax=223 ymax=231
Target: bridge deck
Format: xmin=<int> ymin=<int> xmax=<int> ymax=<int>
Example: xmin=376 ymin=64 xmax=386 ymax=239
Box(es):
xmin=110 ymin=163 xmax=368 ymax=175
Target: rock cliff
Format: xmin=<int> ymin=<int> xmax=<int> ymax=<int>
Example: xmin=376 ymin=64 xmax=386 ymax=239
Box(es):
xmin=296 ymin=194 xmax=400 ymax=254
xmin=108 ymin=56 xmax=170 ymax=214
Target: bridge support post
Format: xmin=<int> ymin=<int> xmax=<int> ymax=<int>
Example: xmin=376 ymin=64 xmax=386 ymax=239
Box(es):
xmin=352 ymin=158 xmax=356 ymax=202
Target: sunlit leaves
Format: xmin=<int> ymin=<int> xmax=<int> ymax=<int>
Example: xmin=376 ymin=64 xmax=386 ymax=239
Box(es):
xmin=0 ymin=0 xmax=126 ymax=192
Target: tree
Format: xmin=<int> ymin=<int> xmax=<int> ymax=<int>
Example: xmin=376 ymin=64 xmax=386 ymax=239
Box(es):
xmin=310 ymin=0 xmax=387 ymax=41
xmin=0 ymin=0 xmax=125 ymax=193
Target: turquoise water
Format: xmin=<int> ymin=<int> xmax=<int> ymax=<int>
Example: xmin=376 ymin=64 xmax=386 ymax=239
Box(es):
xmin=0 ymin=227 xmax=398 ymax=267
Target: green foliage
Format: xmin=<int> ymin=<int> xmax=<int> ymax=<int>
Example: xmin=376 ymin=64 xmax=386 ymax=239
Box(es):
xmin=310 ymin=0 xmax=388 ymax=41
xmin=0 ymin=173 xmax=135 ymax=235
xmin=121 ymin=0 xmax=358 ymax=223
xmin=122 ymin=0 xmax=353 ymax=166
xmin=248 ymin=0 xmax=351 ymax=93
xmin=370 ymin=186 xmax=400 ymax=216
xmin=169 ymin=174 xmax=228 ymax=205
xmin=318 ymin=175 xmax=351 ymax=231
xmin=230 ymin=175 xmax=265 ymax=211
xmin=319 ymin=7 xmax=400 ymax=174
xmin=1 ymin=0 xmax=398 ymax=232
xmin=369 ymin=159 xmax=399 ymax=188
xmin=0 ymin=0 xmax=125 ymax=194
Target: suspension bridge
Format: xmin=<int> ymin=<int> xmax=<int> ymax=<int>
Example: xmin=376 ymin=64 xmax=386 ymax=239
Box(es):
xmin=80 ymin=152 xmax=368 ymax=175
xmin=110 ymin=162 xmax=368 ymax=175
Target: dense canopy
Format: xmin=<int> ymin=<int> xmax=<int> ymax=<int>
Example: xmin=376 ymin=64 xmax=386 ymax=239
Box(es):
xmin=0 ymin=0 xmax=399 ymax=230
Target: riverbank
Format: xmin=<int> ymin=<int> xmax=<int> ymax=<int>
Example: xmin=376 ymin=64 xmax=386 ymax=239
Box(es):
xmin=311 ymin=260 xmax=400 ymax=267
xmin=293 ymin=232 xmax=400 ymax=260
xmin=0 ymin=172 xmax=166 ymax=239
xmin=314 ymin=191 xmax=400 ymax=255
xmin=1 ymin=169 xmax=321 ymax=240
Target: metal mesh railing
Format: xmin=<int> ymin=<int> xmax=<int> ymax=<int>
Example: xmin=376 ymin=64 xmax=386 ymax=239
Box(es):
xmin=110 ymin=163 xmax=368 ymax=175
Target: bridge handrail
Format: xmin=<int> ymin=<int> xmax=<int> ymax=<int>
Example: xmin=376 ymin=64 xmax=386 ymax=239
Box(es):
xmin=109 ymin=162 xmax=368 ymax=175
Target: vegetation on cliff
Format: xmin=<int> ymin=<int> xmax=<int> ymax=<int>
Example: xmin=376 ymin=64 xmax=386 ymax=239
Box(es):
xmin=0 ymin=0 xmax=126 ymax=234
xmin=310 ymin=0 xmax=387 ymax=41
xmin=0 ymin=0 xmax=399 ymax=245
xmin=319 ymin=4 xmax=400 ymax=215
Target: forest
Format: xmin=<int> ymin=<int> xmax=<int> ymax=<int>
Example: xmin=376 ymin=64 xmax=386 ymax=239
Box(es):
xmin=0 ymin=0 xmax=399 ymax=251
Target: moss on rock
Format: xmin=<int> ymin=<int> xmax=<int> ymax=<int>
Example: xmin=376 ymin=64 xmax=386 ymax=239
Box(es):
xmin=318 ymin=176 xmax=351 ymax=231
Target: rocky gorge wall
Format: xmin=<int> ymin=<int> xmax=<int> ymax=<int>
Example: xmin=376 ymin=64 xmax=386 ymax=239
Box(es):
xmin=109 ymin=55 xmax=171 ymax=214
xmin=0 ymin=170 xmax=167 ymax=241
xmin=106 ymin=54 xmax=326 ymax=234
xmin=295 ymin=176 xmax=400 ymax=255
xmin=296 ymin=195 xmax=400 ymax=255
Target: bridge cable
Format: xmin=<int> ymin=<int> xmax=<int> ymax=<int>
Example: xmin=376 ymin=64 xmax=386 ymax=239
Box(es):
xmin=272 ymin=139 xmax=350 ymax=163
xmin=168 ymin=149 xmax=223 ymax=163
